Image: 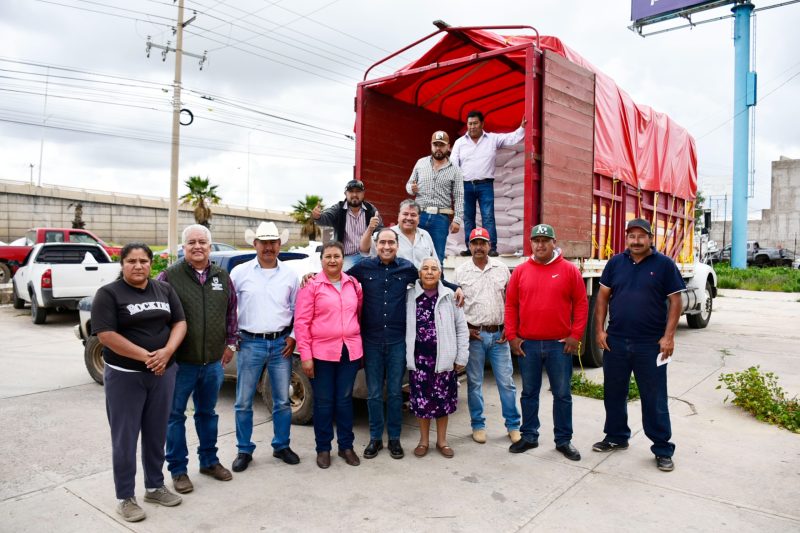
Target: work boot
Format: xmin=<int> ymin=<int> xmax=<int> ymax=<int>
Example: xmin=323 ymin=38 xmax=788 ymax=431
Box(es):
xmin=172 ymin=474 xmax=193 ymax=494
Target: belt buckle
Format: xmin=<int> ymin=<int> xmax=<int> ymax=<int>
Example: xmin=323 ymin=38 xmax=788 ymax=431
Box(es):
xmin=424 ymin=206 xmax=439 ymax=215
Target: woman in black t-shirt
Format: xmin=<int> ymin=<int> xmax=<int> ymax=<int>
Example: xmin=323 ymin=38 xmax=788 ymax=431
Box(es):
xmin=91 ymin=243 xmax=187 ymax=522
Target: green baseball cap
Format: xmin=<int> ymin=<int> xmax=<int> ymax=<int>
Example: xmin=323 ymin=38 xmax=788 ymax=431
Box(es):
xmin=530 ymin=223 xmax=556 ymax=239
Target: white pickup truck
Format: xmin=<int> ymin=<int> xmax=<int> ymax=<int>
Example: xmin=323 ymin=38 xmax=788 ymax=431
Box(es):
xmin=12 ymin=243 xmax=120 ymax=324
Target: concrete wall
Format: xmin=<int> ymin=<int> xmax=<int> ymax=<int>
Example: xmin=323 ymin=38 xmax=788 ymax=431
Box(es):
xmin=0 ymin=180 xmax=302 ymax=247
xmin=708 ymin=156 xmax=800 ymax=252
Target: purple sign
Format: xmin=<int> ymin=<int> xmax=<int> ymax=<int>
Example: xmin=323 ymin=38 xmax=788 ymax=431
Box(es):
xmin=631 ymin=0 xmax=732 ymax=22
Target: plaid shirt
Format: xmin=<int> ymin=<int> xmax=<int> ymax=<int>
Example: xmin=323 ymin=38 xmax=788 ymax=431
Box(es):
xmin=406 ymin=156 xmax=464 ymax=226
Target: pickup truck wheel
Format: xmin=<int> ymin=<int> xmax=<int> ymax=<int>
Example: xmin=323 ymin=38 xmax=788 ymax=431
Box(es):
xmin=0 ymin=263 xmax=11 ymax=284
xmin=579 ymin=289 xmax=606 ymax=368
xmin=11 ymin=280 xmax=25 ymax=309
xmin=30 ymin=294 xmax=47 ymax=324
xmin=686 ymin=281 xmax=713 ymax=329
xmin=260 ymin=356 xmax=314 ymax=425
xmin=84 ymin=336 xmax=105 ymax=384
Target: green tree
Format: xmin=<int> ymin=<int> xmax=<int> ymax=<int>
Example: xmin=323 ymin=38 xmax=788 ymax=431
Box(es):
xmin=291 ymin=194 xmax=324 ymax=240
xmin=180 ymin=176 xmax=221 ymax=228
xmin=694 ymin=189 xmax=706 ymax=229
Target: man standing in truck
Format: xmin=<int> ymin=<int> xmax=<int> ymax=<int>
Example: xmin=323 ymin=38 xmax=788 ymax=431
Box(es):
xmin=592 ymin=218 xmax=685 ymax=472
xmin=452 ymin=111 xmax=525 ymax=257
xmin=505 ymin=224 xmax=587 ymax=461
xmin=158 ymin=224 xmax=236 ymax=494
xmin=312 ymin=179 xmax=382 ymax=270
xmin=406 ymin=130 xmax=464 ymax=262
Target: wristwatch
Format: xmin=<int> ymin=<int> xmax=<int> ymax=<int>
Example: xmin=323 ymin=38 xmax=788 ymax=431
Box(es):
xmin=226 ymin=344 xmax=238 ymax=352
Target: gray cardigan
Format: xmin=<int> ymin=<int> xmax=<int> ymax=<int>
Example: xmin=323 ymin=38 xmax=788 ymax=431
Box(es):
xmin=405 ymin=280 xmax=469 ymax=373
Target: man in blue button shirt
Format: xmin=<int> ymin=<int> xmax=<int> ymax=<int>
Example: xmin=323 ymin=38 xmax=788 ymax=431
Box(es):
xmin=347 ymin=227 xmax=462 ymax=460
xmin=591 ymin=218 xmax=685 ymax=472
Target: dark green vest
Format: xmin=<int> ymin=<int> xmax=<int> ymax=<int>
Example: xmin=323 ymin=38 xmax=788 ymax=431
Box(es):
xmin=166 ymin=260 xmax=230 ymax=364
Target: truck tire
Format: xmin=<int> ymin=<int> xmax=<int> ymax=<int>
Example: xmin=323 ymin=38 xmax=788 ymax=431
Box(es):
xmin=579 ymin=288 xmax=607 ymax=368
xmin=11 ymin=279 xmax=25 ymax=309
xmin=30 ymin=294 xmax=47 ymax=324
xmin=260 ymin=356 xmax=313 ymax=425
xmin=753 ymin=255 xmax=769 ymax=267
xmin=0 ymin=263 xmax=11 ymax=284
xmin=686 ymin=281 xmax=713 ymax=329
xmin=84 ymin=336 xmax=105 ymax=384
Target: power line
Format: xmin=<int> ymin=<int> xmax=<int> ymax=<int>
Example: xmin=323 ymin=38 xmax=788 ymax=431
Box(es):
xmin=34 ymin=0 xmax=174 ymax=27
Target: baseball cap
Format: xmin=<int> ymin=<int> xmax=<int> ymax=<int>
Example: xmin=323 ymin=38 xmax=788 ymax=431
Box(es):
xmin=530 ymin=223 xmax=556 ymax=239
xmin=345 ymin=179 xmax=365 ymax=191
xmin=469 ymin=227 xmax=490 ymax=242
xmin=625 ymin=218 xmax=652 ymax=235
xmin=431 ymin=130 xmax=450 ymax=144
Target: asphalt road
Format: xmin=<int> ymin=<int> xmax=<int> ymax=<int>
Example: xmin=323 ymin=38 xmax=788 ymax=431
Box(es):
xmin=0 ymin=289 xmax=798 ymax=532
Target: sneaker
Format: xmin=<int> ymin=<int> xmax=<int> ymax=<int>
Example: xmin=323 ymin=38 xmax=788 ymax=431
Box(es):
xmin=116 ymin=497 xmax=146 ymax=522
xmin=656 ymin=456 xmax=675 ymax=472
xmin=199 ymin=463 xmax=233 ymax=481
xmin=591 ymin=440 xmax=629 ymax=452
xmin=508 ymin=430 xmax=522 ymax=443
xmin=143 ymin=486 xmax=182 ymax=507
xmin=472 ymin=429 xmax=487 ymax=444
xmin=172 ymin=474 xmax=193 ymax=494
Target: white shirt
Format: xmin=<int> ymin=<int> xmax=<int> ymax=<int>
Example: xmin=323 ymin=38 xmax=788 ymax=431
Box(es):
xmin=391 ymin=225 xmax=436 ymax=269
xmin=230 ymin=258 xmax=298 ymax=333
xmin=451 ymin=127 xmax=525 ymax=181
xmin=453 ymin=257 xmax=510 ymax=326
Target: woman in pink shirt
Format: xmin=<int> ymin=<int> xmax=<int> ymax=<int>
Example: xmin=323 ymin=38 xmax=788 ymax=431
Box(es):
xmin=294 ymin=241 xmax=363 ymax=469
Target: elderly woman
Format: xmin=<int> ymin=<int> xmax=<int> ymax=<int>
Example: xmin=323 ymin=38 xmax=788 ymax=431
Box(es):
xmin=91 ymin=243 xmax=187 ymax=522
xmin=405 ymin=256 xmax=469 ymax=458
xmin=294 ymin=241 xmax=364 ymax=469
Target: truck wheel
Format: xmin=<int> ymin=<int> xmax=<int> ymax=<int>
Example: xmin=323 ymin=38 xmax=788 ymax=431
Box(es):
xmin=84 ymin=336 xmax=105 ymax=384
xmin=687 ymin=281 xmax=713 ymax=329
xmin=11 ymin=279 xmax=25 ymax=309
xmin=579 ymin=289 xmax=606 ymax=368
xmin=753 ymin=255 xmax=769 ymax=267
xmin=260 ymin=356 xmax=314 ymax=425
xmin=0 ymin=263 xmax=11 ymax=284
xmin=30 ymin=294 xmax=47 ymax=324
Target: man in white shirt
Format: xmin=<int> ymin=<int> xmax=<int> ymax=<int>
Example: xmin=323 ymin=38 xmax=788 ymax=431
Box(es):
xmin=453 ymin=228 xmax=521 ymax=445
xmin=451 ymin=110 xmax=526 ymax=257
xmin=389 ymin=199 xmax=437 ymax=269
xmin=229 ymin=222 xmax=300 ymax=472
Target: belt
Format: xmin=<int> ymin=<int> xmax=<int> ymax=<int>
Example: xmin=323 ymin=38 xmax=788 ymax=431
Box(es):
xmin=468 ymin=323 xmax=503 ymax=333
xmin=239 ymin=326 xmax=291 ymax=341
xmin=469 ymin=178 xmax=494 ymax=185
xmin=423 ymin=206 xmax=455 ymax=215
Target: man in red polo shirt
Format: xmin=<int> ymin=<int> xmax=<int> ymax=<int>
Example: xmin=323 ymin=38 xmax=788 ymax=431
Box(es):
xmin=505 ymin=224 xmax=588 ymax=461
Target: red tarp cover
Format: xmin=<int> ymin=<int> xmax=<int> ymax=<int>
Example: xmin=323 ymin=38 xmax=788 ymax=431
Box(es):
xmin=367 ymin=29 xmax=697 ymax=200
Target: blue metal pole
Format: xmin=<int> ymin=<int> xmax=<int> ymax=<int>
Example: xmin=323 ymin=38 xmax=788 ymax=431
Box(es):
xmin=731 ymin=2 xmax=754 ymax=269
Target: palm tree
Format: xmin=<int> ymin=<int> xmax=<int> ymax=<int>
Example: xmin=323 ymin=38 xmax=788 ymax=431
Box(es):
xmin=291 ymin=194 xmax=324 ymax=240
xmin=180 ymin=176 xmax=221 ymax=228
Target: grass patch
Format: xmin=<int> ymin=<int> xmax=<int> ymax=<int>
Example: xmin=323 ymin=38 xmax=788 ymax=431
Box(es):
xmin=571 ymin=372 xmax=640 ymax=401
xmin=717 ymin=366 xmax=799 ymax=433
xmin=714 ymin=263 xmax=800 ymax=292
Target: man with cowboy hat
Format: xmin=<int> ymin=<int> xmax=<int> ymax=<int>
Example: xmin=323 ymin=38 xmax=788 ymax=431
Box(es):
xmin=229 ymin=221 xmax=300 ymax=472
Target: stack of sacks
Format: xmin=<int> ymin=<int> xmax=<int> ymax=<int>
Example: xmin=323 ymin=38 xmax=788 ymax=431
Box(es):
xmin=493 ymin=142 xmax=525 ymax=255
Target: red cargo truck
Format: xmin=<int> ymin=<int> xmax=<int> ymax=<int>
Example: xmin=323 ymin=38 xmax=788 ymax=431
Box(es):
xmin=354 ymin=25 xmax=716 ymax=366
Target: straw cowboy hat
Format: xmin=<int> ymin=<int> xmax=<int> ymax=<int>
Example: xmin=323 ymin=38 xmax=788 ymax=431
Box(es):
xmin=244 ymin=221 xmax=289 ymax=245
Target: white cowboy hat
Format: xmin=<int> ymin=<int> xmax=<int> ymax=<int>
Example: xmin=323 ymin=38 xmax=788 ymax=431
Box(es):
xmin=244 ymin=221 xmax=289 ymax=245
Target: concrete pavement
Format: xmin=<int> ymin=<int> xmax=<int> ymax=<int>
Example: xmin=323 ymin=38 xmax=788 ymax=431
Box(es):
xmin=0 ymin=289 xmax=798 ymax=532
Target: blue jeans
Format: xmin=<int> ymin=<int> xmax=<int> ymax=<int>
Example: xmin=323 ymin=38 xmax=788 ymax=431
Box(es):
xmin=363 ymin=340 xmax=406 ymax=441
xmin=517 ymin=339 xmax=573 ymax=446
xmin=463 ymin=180 xmax=497 ymax=250
xmin=311 ymin=350 xmax=361 ymax=452
xmin=166 ymin=361 xmax=225 ymax=476
xmin=466 ymin=331 xmax=520 ymax=431
xmin=419 ymin=212 xmax=449 ymax=263
xmin=603 ymin=335 xmax=674 ymax=457
xmin=234 ymin=335 xmax=292 ymax=454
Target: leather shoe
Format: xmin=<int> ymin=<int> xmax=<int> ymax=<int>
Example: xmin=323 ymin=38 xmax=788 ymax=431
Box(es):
xmin=231 ymin=452 xmax=252 ymax=472
xmin=592 ymin=440 xmax=629 ymax=452
xmin=172 ymin=474 xmax=193 ymax=494
xmin=509 ymin=438 xmax=538 ymax=454
xmin=656 ymin=456 xmax=675 ymax=472
xmin=556 ymin=443 xmax=581 ymax=461
xmin=338 ymin=448 xmax=360 ymax=466
xmin=199 ymin=463 xmax=233 ymax=481
xmin=388 ymin=439 xmax=404 ymax=459
xmin=363 ymin=440 xmax=383 ymax=459
xmin=316 ymin=451 xmax=331 ymax=469
xmin=273 ymin=447 xmax=300 ymax=465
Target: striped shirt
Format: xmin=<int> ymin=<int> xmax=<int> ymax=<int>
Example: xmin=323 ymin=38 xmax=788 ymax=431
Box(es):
xmin=343 ymin=205 xmax=367 ymax=256
xmin=406 ymin=156 xmax=465 ymax=226
xmin=453 ymin=257 xmax=510 ymax=327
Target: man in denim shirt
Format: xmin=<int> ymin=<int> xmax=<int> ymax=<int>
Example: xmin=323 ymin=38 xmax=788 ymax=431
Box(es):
xmin=348 ymin=227 xmax=462 ymax=460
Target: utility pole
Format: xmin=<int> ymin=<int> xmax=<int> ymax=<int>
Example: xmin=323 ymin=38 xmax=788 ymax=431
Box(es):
xmin=146 ymin=0 xmax=206 ymax=258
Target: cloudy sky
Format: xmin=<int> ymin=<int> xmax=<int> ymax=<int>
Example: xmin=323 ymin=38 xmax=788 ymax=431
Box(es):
xmin=1 ymin=0 xmax=798 ymax=220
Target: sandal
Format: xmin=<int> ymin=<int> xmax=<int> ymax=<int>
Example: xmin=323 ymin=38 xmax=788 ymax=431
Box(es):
xmin=436 ymin=443 xmax=454 ymax=458
xmin=414 ymin=444 xmax=429 ymax=457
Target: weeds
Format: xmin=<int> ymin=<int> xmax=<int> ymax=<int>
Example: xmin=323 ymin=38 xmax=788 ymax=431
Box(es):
xmin=714 ymin=263 xmax=800 ymax=293
xmin=571 ymin=373 xmax=640 ymax=401
xmin=717 ymin=366 xmax=799 ymax=433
